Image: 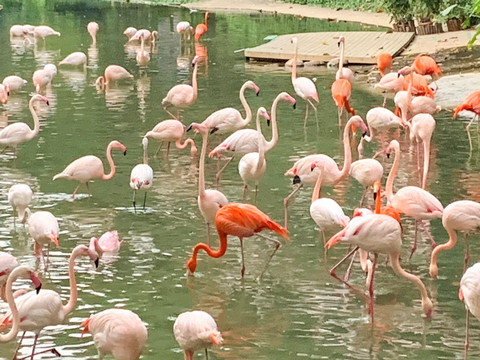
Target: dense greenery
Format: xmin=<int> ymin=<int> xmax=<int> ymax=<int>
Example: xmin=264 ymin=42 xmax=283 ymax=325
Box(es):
xmin=469 ymin=0 xmax=480 ymax=48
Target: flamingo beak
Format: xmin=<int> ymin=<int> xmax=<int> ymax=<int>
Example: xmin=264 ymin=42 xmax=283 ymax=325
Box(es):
xmin=94 ymin=257 xmax=99 ymax=268
xmin=30 ymin=271 xmax=42 ymax=294
xmin=325 ymin=229 xmax=347 ymax=249
xmin=51 ymin=231 xmax=59 ymax=248
xmin=351 ymin=124 xmax=357 ymax=133
xmin=459 ymin=288 xmax=464 ymax=301
xmin=123 ymin=150 xmax=127 ymax=156
xmin=293 ymin=175 xmax=301 ymax=185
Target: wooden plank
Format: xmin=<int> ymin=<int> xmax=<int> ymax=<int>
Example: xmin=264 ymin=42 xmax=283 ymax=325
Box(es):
xmin=244 ymin=31 xmax=415 ymax=65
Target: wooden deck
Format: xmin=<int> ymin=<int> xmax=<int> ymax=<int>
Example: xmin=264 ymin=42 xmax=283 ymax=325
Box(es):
xmin=244 ymin=31 xmax=415 ymax=65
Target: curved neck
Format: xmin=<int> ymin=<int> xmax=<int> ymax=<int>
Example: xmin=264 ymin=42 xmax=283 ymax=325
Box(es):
xmin=191 ymin=62 xmax=198 ymax=99
xmin=198 ymin=133 xmax=207 ymax=198
xmin=265 ymin=96 xmax=281 ymax=151
xmin=422 ymin=138 xmax=431 ymax=189
xmin=187 ymin=232 xmax=228 ymax=273
xmin=291 ymin=41 xmax=298 ymax=82
xmin=140 ymin=36 xmax=145 ymax=52
xmin=431 ymin=226 xmax=457 ymax=273
xmin=239 ymin=83 xmax=253 ymax=126
xmin=338 ymin=119 xmax=354 ymax=179
xmin=175 ymin=138 xmax=196 ymax=154
xmin=62 ymin=247 xmax=82 ymax=316
xmin=256 ymin=112 xmax=265 ymax=172
xmin=311 ymin=171 xmax=322 ymax=204
xmin=385 ymin=144 xmax=400 ymax=204
xmin=28 ymin=98 xmax=41 ymax=140
xmin=102 ymin=143 xmax=116 ymax=180
xmin=375 ymin=186 xmax=381 ymax=214
xmin=143 ymin=143 xmax=148 ymax=165
xmin=0 ymin=268 xmax=21 ymax=342
xmin=339 ymin=41 xmax=345 ymax=74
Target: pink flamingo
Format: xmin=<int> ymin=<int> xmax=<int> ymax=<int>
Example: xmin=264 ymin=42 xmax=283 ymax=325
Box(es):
xmin=284 ymin=115 xmax=367 ymax=229
xmin=325 ymin=214 xmax=433 ymax=322
xmin=26 ymin=209 xmax=59 ymax=266
xmin=331 ymin=78 xmax=355 ymax=125
xmin=162 ymin=56 xmax=200 ymax=120
xmin=189 ymin=80 xmax=260 ymax=135
xmin=123 ymin=27 xmax=138 ymax=40
xmin=87 ymin=21 xmax=99 ymax=44
xmin=8 ymin=183 xmax=33 ymax=225
xmin=59 ymin=51 xmax=87 ymax=69
xmin=136 ymin=34 xmax=150 ymax=66
xmin=129 ymin=29 xmax=158 ymax=44
xmin=385 ymin=139 xmax=443 ymax=257
xmin=95 ymin=65 xmax=133 ymax=90
xmin=430 ymin=200 xmax=480 ymax=279
xmin=408 ymin=113 xmax=436 ymax=189
xmin=144 ymin=119 xmax=197 ymax=158
xmin=0 ymin=84 xmax=9 ymax=104
xmin=9 ymin=25 xmax=30 ymax=37
xmin=194 ymin=12 xmax=209 ymax=41
xmin=309 ymin=164 xmax=350 ymax=244
xmin=89 ymin=230 xmax=122 ymax=253
xmin=174 ymin=310 xmax=223 ymax=360
xmin=3 ymin=75 xmax=27 ymax=93
xmin=0 ymin=94 xmax=49 ymax=156
xmin=189 ymin=122 xmax=228 ymax=245
xmin=52 ymin=140 xmax=127 ymax=199
xmin=374 ymin=72 xmax=404 ymax=107
xmin=176 ymin=21 xmax=193 ymax=40
xmin=187 ymin=202 xmax=289 ymax=278
xmin=33 ymin=25 xmax=60 ymax=41
xmin=349 ymin=157 xmax=384 ymax=206
xmin=0 ymin=252 xmax=19 ymax=302
xmin=82 ymin=308 xmax=148 ymax=360
xmin=0 ymin=245 xmax=99 ymax=358
xmin=290 ymin=37 xmax=319 ymax=125
xmin=0 ymin=266 xmax=42 ymax=344
xmin=238 ymin=107 xmax=270 ymax=201
xmin=209 ymin=92 xmax=296 ymax=185
xmin=336 ymin=36 xmax=354 ymax=83
xmin=130 ymin=137 xmax=154 ymax=210
xmin=459 ymin=262 xmax=480 ymax=350
xmin=32 ymin=64 xmax=57 ymax=93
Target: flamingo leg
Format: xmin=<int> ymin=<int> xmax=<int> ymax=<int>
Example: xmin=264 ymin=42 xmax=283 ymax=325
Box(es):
xmin=86 ymin=182 xmax=92 ymax=197
xmin=206 ymin=223 xmax=211 ymax=247
xmin=13 ymin=331 xmax=26 ymax=359
xmin=283 ymin=183 xmax=303 ymax=229
xmin=368 ymin=253 xmax=379 ymax=323
xmin=416 ymin=142 xmax=422 ymax=188
xmin=256 ymin=233 xmax=281 ymax=280
xmin=343 ymin=246 xmax=358 ymax=282
xmin=215 ymin=156 xmax=234 ymax=187
xmin=254 ymin=184 xmax=259 ymax=204
xmin=242 ymin=184 xmax=248 ymax=201
xmin=142 ymin=192 xmax=147 ymax=210
xmin=419 ymin=220 xmax=437 ymax=249
xmin=304 ymin=101 xmax=309 ymax=127
xmin=239 ymin=237 xmax=245 ymax=278
xmin=465 ymin=307 xmax=470 ymax=351
xmin=359 ymin=186 xmax=368 ymax=207
xmin=466 ymin=116 xmax=476 ymax=151
xmin=163 ymin=106 xmax=177 ymax=120
xmin=154 ymin=143 xmax=163 ymax=157
xmin=71 ymin=183 xmax=82 ymax=199
xmin=409 ymin=220 xmax=419 ymax=260
xmin=307 ymin=99 xmax=318 ymax=124
xmin=382 ymin=93 xmax=387 ymax=107
xmin=464 ymin=233 xmax=470 ymax=274
xmin=132 ymin=190 xmax=137 ymax=212
xmin=166 ymin=142 xmax=171 ymax=158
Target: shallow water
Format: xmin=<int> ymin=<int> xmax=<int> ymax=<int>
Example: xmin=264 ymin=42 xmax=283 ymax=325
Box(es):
xmin=0 ymin=1 xmax=479 ymax=359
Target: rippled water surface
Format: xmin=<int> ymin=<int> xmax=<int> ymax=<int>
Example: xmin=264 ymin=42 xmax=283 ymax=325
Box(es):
xmin=0 ymin=1 xmax=479 ymax=359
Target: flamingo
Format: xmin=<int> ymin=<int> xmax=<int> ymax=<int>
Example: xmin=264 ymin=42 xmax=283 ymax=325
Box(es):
xmin=0 ymin=84 xmax=7 ymax=105
xmin=59 ymin=51 xmax=87 ymax=69
xmin=87 ymin=21 xmax=99 ymax=44
xmin=129 ymin=29 xmax=158 ymax=44
xmin=400 ymin=72 xmax=435 ymax=98
xmin=33 ymin=25 xmax=60 ymax=40
xmin=194 ymin=12 xmax=209 ymax=40
xmin=309 ymin=164 xmax=350 ymax=244
xmin=325 ymin=214 xmax=433 ymax=321
xmin=385 ymin=139 xmax=443 ymax=257
xmin=52 ymin=140 xmax=127 ymax=199
xmin=376 ymin=53 xmax=392 ymax=77
xmin=8 ymin=183 xmax=33 ymax=225
xmin=187 ymin=202 xmax=289 ymax=279
xmin=290 ymin=37 xmax=319 ymax=125
xmin=0 ymin=252 xmax=19 ymax=302
xmin=238 ymin=107 xmax=270 ymax=201
xmin=81 ymin=308 xmax=148 ymax=360
xmin=9 ymin=25 xmax=30 ymax=37
xmin=144 ymin=119 xmax=197 ymax=158
xmin=32 ymin=64 xmax=57 ymax=94
xmin=459 ymin=262 xmax=480 ymax=350
xmin=209 ymin=92 xmax=296 ymax=185
xmin=130 ymin=136 xmax=154 ymax=211
xmin=26 ymin=209 xmax=59 ymax=266
xmin=374 ymin=72 xmax=404 ymax=107
xmin=2 ymin=75 xmax=27 ymax=93
xmin=284 ymin=115 xmax=367 ymax=229
xmin=408 ymin=113 xmax=436 ymax=189
xmin=409 ymin=55 xmax=442 ymax=89
xmin=0 ymin=266 xmax=42 ymax=344
xmin=429 ymin=200 xmax=480 ymax=279
xmin=123 ymin=27 xmax=138 ymax=40
xmin=331 ymin=78 xmax=355 ymax=125
xmin=89 ymin=230 xmax=122 ymax=254
xmin=136 ymin=34 xmax=150 ymax=66
xmin=176 ymin=21 xmax=193 ymax=40
xmin=189 ymin=122 xmax=228 ymax=245
xmin=189 ymin=80 xmax=260 ymax=135
xmin=0 ymin=245 xmax=100 ymax=358
xmin=0 ymin=94 xmax=49 ymax=156
xmin=453 ymin=90 xmax=480 ymax=150
xmin=174 ymin=310 xmax=223 ymax=360
xmin=336 ymin=36 xmax=354 ymax=83
xmin=349 ymin=158 xmax=384 ymax=206
xmin=162 ymin=56 xmax=200 ymax=120
xmin=95 ymin=65 xmax=133 ymax=90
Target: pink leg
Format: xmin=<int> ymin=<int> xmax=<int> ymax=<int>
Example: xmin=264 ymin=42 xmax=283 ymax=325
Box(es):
xmin=464 ymin=233 xmax=470 ymax=274
xmin=368 ymin=253 xmax=379 ymax=323
xmin=239 ymin=237 xmax=245 ymax=278
xmin=419 ymin=220 xmax=437 ymax=249
xmin=409 ymin=220 xmax=419 ymax=260
xmin=256 ymin=234 xmax=281 ymax=280
xmin=215 ymin=156 xmax=234 ymax=188
xmin=283 ymin=184 xmax=303 ymax=229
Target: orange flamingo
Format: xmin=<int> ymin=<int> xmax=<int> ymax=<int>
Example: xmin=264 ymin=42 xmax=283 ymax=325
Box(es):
xmin=376 ymin=53 xmax=392 ymax=77
xmin=186 ymin=203 xmax=289 ymax=279
xmin=411 ymin=55 xmax=442 ymax=86
xmin=400 ymin=72 xmax=435 ymax=98
xmin=453 ymin=90 xmax=480 ymax=150
xmin=194 ymin=12 xmax=209 ymax=41
xmin=331 ymin=78 xmax=355 ymax=125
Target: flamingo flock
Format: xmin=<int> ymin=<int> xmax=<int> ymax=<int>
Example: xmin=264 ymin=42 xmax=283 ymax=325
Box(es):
xmin=0 ymin=7 xmax=479 ymax=360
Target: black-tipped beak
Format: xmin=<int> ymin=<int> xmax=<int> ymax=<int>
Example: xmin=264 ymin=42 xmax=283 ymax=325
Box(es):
xmin=36 ymin=284 xmax=42 ymax=294
xmin=123 ymin=150 xmax=127 ymax=156
xmin=256 ymin=90 xmax=260 ymax=96
xmin=362 ymin=131 xmax=367 ymax=138
xmin=267 ymin=119 xmax=271 ymax=126
xmin=186 ymin=124 xmax=193 ymax=132
xmin=386 ymin=153 xmax=391 ymax=159
xmin=373 ymin=191 xmax=378 ymax=201
xmin=292 ymin=103 xmax=296 ymax=110
xmin=46 ymin=100 xmax=50 ymax=106
xmin=397 ymin=72 xmax=401 ymax=78
xmin=293 ymin=175 xmax=301 ymax=185
xmin=94 ymin=257 xmax=99 ymax=268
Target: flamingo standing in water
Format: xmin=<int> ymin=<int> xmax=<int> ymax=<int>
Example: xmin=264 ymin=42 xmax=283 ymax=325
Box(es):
xmin=177 ymin=21 xmax=193 ymax=40
xmin=187 ymin=202 xmax=289 ymax=279
xmin=189 ymin=122 xmax=228 ymax=245
xmin=3 ymin=75 xmax=27 ymax=93
xmin=123 ymin=27 xmax=138 ymax=40
xmin=95 ymin=65 xmax=133 ymax=90
xmin=0 ymin=84 xmax=8 ymax=105
xmin=459 ymin=262 xmax=480 ymax=350
xmin=374 ymin=72 xmax=404 ymax=107
xmin=162 ymin=56 xmax=200 ymax=120
xmin=33 ymin=25 xmax=60 ymax=41
xmin=130 ymin=137 xmax=153 ymax=211
xmin=144 ymin=119 xmax=197 ymax=158
xmin=376 ymin=53 xmax=392 ymax=77
xmin=385 ymin=140 xmax=443 ymax=257
xmin=136 ymin=34 xmax=150 ymax=66
xmin=429 ymin=200 xmax=480 ymax=279
xmin=325 ymin=214 xmax=433 ymax=322
xmin=331 ymin=77 xmax=355 ymax=125
xmin=89 ymin=230 xmax=122 ymax=254
xmin=32 ymin=64 xmax=56 ymax=94
xmin=87 ymin=21 xmax=99 ymax=44
xmin=81 ymin=308 xmax=148 ymax=360
xmin=0 ymin=252 xmax=19 ymax=302
xmin=53 ymin=140 xmax=127 ymax=199
xmin=284 ymin=115 xmax=367 ymax=229
xmin=8 ymin=183 xmax=33 ymax=225
xmin=194 ymin=12 xmax=209 ymax=40
xmin=174 ymin=310 xmax=223 ymax=360
xmin=453 ymin=90 xmax=480 ymax=150
xmin=190 ymin=80 xmax=260 ymax=135
xmin=0 ymin=266 xmax=42 ymax=344
xmin=336 ymin=36 xmax=354 ymax=83
xmin=59 ymin=52 xmax=87 ymax=69
xmin=0 ymin=245 xmax=99 ymax=359
xmin=349 ymin=157 xmax=384 ymax=206
xmin=0 ymin=94 xmax=49 ymax=157
xmin=26 ymin=209 xmax=59 ymax=267
xmin=290 ymin=37 xmax=319 ymax=125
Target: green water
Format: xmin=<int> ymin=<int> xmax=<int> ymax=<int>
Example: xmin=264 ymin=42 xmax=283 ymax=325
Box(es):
xmin=0 ymin=1 xmax=479 ymax=359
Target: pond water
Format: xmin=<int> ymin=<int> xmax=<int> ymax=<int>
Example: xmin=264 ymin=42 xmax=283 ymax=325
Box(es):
xmin=0 ymin=1 xmax=479 ymax=359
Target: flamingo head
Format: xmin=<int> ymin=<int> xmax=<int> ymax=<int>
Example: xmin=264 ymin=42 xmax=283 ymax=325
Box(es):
xmin=257 ymin=107 xmax=270 ymax=126
xmin=32 ymin=94 xmax=49 ymax=106
xmin=290 ymin=37 xmax=297 ymax=46
xmin=111 ymin=140 xmax=127 ymax=155
xmin=397 ymin=65 xmax=412 ymax=77
xmin=337 ymin=35 xmax=345 ymax=47
xmin=386 ymin=140 xmax=399 ymax=159
xmin=29 ymin=270 xmax=42 ymax=294
xmin=373 ymin=181 xmax=381 ymax=201
xmin=348 ymin=115 xmax=368 ymax=136
xmin=192 ymin=56 xmax=200 ymax=66
xmin=188 ymin=122 xmax=208 ymax=136
xmin=186 ymin=257 xmax=197 ymax=275
xmin=247 ymin=81 xmax=260 ymax=96
xmin=353 ymin=208 xmax=373 ymax=217
xmin=88 ymin=237 xmax=103 ymax=265
xmin=50 ymin=230 xmax=59 ymax=248
xmin=279 ymin=92 xmax=297 ymax=110
xmin=325 ymin=227 xmax=348 ymax=249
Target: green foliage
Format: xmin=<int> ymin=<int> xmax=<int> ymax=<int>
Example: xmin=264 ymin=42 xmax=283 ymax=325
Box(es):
xmin=468 ymin=0 xmax=480 ymax=48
